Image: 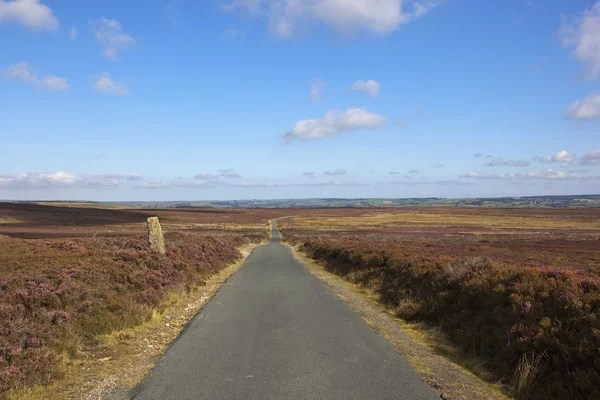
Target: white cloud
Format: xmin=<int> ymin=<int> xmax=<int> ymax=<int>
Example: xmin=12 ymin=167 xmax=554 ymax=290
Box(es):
xmin=350 ymin=79 xmax=380 ymax=98
xmin=324 ymin=168 xmax=347 ymax=176
xmin=309 ymin=79 xmax=325 ymax=102
xmin=218 ymin=169 xmax=243 ymax=179
xmin=224 ymin=0 xmax=440 ymax=38
xmin=0 ymin=172 xmax=140 ymax=189
xmin=486 ymin=157 xmax=503 ymax=167
xmin=581 ymin=148 xmax=600 ymax=165
xmin=68 ymin=25 xmax=77 ymax=40
xmin=0 ymin=0 xmax=59 ymax=31
xmin=567 ymin=93 xmax=600 ymax=120
xmin=93 ymin=73 xmax=129 ymax=95
xmin=284 ymin=107 xmax=387 ymax=141
xmin=503 ymin=160 xmax=531 ymax=167
xmin=194 ymin=170 xmax=242 ymax=180
xmin=3 ymin=62 xmax=38 ymax=84
xmin=92 ymin=18 xmax=135 ymax=61
xmin=560 ymin=2 xmax=600 ymax=80
xmin=127 ymin=173 xmax=143 ymax=181
xmin=41 ymin=75 xmax=69 ymax=91
xmin=534 ymin=150 xmax=577 ymax=163
xmin=83 ymin=174 xmax=122 ymax=188
xmin=3 ymin=62 xmax=69 ymax=91
xmin=225 ymin=180 xmax=368 ymax=188
xmin=392 ymin=179 xmax=475 ymax=186
xmin=408 ymin=169 xmax=419 ymax=174
xmin=486 ymin=158 xmax=531 ymax=167
xmin=136 ymin=182 xmax=168 ymax=189
xmin=303 ymin=171 xmax=316 ymax=178
xmin=463 ymin=169 xmax=576 ymax=181
xmin=194 ymin=172 xmax=218 ymax=180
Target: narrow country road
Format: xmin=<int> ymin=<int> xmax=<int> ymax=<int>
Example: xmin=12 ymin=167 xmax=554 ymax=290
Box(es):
xmin=131 ymin=222 xmax=438 ymax=400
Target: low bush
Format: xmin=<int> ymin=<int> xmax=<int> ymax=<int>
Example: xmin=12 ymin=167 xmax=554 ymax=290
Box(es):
xmin=0 ymin=231 xmax=262 ymax=394
xmin=285 ymin=234 xmax=600 ymax=399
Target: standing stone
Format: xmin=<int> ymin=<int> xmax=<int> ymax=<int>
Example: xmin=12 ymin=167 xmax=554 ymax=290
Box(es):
xmin=147 ymin=217 xmax=166 ymax=254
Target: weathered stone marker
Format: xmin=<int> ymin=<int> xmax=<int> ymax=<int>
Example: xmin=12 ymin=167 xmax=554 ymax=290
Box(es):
xmin=147 ymin=217 xmax=166 ymax=254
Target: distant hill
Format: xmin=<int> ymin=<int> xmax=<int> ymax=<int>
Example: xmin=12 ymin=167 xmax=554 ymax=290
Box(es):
xmin=106 ymin=195 xmax=600 ymax=209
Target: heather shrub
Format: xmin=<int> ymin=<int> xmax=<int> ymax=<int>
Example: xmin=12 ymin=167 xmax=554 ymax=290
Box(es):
xmin=287 ymin=234 xmax=600 ymax=399
xmin=0 ymin=231 xmax=261 ymax=394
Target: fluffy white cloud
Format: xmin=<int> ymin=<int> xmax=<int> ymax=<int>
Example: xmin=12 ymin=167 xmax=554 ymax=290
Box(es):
xmin=224 ymin=0 xmax=440 ymax=38
xmin=41 ymin=75 xmax=69 ymax=91
xmin=350 ymin=79 xmax=380 ymax=97
xmin=560 ymin=2 xmax=600 ymax=80
xmin=567 ymin=93 xmax=600 ymax=120
xmin=324 ymin=168 xmax=347 ymax=176
xmin=0 ymin=0 xmax=59 ymax=31
xmin=284 ymin=107 xmax=387 ymax=141
xmin=92 ymin=18 xmax=135 ymax=61
xmin=0 ymin=172 xmax=141 ymax=189
xmin=309 ymin=79 xmax=325 ymax=102
xmin=3 ymin=62 xmax=38 ymax=84
xmin=534 ymin=150 xmax=577 ymax=163
xmin=93 ymin=73 xmax=129 ymax=95
xmin=3 ymin=62 xmax=69 ymax=91
xmin=581 ymin=148 xmax=600 ymax=165
xmin=486 ymin=158 xmax=531 ymax=167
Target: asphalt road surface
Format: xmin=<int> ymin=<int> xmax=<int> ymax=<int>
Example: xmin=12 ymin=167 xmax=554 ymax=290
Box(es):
xmin=131 ymin=222 xmax=438 ymax=400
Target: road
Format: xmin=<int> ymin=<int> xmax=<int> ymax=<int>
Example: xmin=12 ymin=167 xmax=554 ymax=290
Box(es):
xmin=131 ymin=222 xmax=438 ymax=400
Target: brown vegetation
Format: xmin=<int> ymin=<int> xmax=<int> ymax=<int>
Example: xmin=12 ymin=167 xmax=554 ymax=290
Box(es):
xmin=0 ymin=202 xmax=287 ymax=396
xmin=279 ymin=207 xmax=600 ymax=399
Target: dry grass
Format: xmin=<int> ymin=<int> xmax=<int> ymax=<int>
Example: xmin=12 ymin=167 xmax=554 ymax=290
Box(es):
xmin=511 ymin=352 xmax=545 ymax=400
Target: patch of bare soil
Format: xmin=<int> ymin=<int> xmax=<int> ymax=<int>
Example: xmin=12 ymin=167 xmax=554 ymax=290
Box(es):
xmin=286 ymin=244 xmax=509 ymax=400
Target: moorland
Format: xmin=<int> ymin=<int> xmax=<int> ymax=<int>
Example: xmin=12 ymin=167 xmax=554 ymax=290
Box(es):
xmin=1 ymin=202 xmax=599 ymax=399
xmin=0 ymin=202 xmax=290 ymax=396
xmin=279 ymin=207 xmax=600 ymax=399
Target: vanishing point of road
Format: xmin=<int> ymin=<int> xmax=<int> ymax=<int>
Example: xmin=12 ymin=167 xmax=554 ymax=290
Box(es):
xmin=131 ymin=222 xmax=438 ymax=400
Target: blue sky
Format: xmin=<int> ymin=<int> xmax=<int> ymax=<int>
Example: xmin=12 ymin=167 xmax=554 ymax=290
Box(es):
xmin=1 ymin=0 xmax=599 ymax=201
